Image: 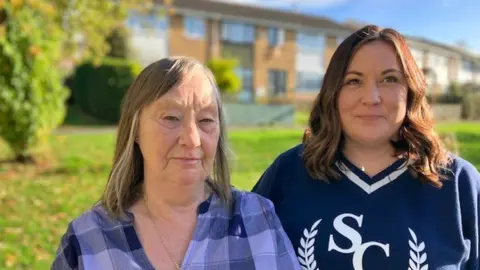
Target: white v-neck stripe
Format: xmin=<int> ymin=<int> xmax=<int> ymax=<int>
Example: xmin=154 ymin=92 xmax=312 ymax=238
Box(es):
xmin=336 ymin=161 xmax=410 ymax=194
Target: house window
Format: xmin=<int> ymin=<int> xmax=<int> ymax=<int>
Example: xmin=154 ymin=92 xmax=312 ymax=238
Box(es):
xmin=297 ymin=72 xmax=323 ymax=92
xmin=127 ymin=10 xmax=168 ymax=33
xmin=235 ymin=68 xmax=254 ymax=102
xmin=463 ymin=60 xmax=472 ymax=71
xmin=297 ymin=31 xmax=324 ymax=52
xmin=184 ymin=16 xmax=205 ymax=38
xmin=236 ymin=68 xmax=253 ymax=92
xmin=268 ymin=27 xmax=284 ymax=46
xmin=268 ymin=69 xmax=287 ymax=96
xmin=221 ymin=21 xmax=255 ymax=43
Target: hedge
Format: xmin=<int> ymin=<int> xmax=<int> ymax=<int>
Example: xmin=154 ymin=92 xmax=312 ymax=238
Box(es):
xmin=461 ymin=92 xmax=480 ymax=120
xmin=73 ymin=58 xmax=141 ymax=123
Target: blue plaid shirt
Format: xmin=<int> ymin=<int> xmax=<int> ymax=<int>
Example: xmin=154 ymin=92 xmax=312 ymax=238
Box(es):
xmin=51 ymin=188 xmax=301 ymax=269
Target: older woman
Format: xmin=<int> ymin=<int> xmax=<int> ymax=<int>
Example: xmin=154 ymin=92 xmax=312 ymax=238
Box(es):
xmin=252 ymin=25 xmax=480 ymax=269
xmin=52 ymin=57 xmax=300 ymax=270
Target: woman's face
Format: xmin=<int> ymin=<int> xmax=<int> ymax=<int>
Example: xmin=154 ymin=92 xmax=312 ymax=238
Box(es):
xmin=137 ymin=68 xmax=220 ymax=187
xmin=338 ymin=40 xmax=408 ymax=147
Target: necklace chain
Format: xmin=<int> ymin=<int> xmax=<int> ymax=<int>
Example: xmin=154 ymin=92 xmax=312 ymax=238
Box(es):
xmin=143 ymin=198 xmax=182 ymax=270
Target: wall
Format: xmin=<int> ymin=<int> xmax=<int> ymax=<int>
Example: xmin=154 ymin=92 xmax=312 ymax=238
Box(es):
xmin=410 ymin=48 xmax=424 ymax=68
xmin=294 ymin=32 xmax=339 ymax=102
xmin=458 ymin=59 xmax=473 ymax=84
xmin=223 ymin=103 xmax=295 ymax=126
xmin=168 ymin=13 xmax=208 ymax=62
xmin=253 ymin=26 xmax=296 ymax=102
xmin=427 ymin=52 xmax=450 ymax=94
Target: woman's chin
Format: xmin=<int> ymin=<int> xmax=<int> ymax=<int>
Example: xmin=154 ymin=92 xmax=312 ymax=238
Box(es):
xmin=173 ymin=172 xmax=206 ymax=187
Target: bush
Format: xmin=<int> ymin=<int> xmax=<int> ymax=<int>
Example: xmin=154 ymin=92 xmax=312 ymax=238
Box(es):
xmin=426 ymin=82 xmax=479 ymax=104
xmin=461 ymin=92 xmax=480 ymax=120
xmin=427 ymin=94 xmax=463 ymax=104
xmin=463 ymin=83 xmax=480 ymax=93
xmin=206 ymin=58 xmax=241 ymax=94
xmin=0 ymin=5 xmax=68 ymax=162
xmin=106 ymin=26 xmax=130 ymax=59
xmin=73 ymin=57 xmax=141 ymax=123
xmin=447 ymin=81 xmax=463 ymax=98
xmin=439 ymin=132 xmax=460 ymax=155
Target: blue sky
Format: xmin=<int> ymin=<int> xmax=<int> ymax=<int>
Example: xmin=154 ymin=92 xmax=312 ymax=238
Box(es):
xmin=218 ymin=0 xmax=480 ymax=54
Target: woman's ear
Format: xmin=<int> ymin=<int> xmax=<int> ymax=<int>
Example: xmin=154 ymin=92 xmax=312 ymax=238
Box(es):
xmin=302 ymin=128 xmax=312 ymax=143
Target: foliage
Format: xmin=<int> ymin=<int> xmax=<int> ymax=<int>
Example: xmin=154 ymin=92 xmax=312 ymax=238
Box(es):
xmin=426 ymin=82 xmax=480 ymax=104
xmin=106 ymin=26 xmax=130 ymax=59
xmin=427 ymin=94 xmax=463 ymax=104
xmin=463 ymin=83 xmax=480 ymax=93
xmin=461 ymin=92 xmax=480 ymax=120
xmin=0 ymin=0 xmax=174 ymax=161
xmin=0 ymin=2 xmax=68 ymax=162
xmin=73 ymin=57 xmax=141 ymax=123
xmin=206 ymin=58 xmax=242 ymax=94
xmin=4 ymin=0 xmax=170 ymax=62
xmin=447 ymin=81 xmax=463 ymax=98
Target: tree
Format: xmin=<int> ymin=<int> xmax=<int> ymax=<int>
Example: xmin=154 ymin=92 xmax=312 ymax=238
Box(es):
xmin=0 ymin=0 xmax=172 ymax=163
xmin=106 ymin=26 xmax=130 ymax=59
xmin=206 ymin=58 xmax=242 ymax=94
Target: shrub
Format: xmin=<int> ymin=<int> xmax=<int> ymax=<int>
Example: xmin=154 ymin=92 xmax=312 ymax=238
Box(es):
xmin=427 ymin=94 xmax=463 ymax=104
xmin=73 ymin=57 xmax=141 ymax=123
xmin=106 ymin=26 xmax=130 ymax=59
xmin=206 ymin=58 xmax=242 ymax=94
xmin=447 ymin=81 xmax=463 ymax=98
xmin=0 ymin=5 xmax=68 ymax=162
xmin=460 ymin=92 xmax=480 ymax=120
xmin=439 ymin=132 xmax=460 ymax=155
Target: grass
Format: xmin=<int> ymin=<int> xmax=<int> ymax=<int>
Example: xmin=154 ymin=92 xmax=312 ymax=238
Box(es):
xmin=0 ymin=123 xmax=479 ymax=269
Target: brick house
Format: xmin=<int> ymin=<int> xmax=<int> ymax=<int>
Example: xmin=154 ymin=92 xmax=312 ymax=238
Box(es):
xmin=126 ymin=0 xmax=480 ymax=106
xmin=126 ymin=0 xmax=351 ymax=105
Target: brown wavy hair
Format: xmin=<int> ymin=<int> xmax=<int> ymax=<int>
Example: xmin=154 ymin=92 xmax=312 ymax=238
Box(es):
xmin=302 ymin=25 xmax=451 ymax=188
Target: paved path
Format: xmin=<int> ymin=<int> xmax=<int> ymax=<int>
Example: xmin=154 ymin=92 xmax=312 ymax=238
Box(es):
xmin=54 ymin=126 xmax=117 ymax=135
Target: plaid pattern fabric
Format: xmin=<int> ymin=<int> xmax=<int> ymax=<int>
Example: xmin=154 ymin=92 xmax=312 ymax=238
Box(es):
xmin=51 ymin=188 xmax=301 ymax=269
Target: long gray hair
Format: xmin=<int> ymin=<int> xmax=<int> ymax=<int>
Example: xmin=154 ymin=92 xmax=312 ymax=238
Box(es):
xmin=101 ymin=56 xmax=231 ymax=218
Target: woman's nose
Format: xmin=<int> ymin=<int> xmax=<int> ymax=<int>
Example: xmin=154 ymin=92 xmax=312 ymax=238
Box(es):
xmin=361 ymin=82 xmax=381 ymax=105
xmin=179 ymin=119 xmax=201 ymax=148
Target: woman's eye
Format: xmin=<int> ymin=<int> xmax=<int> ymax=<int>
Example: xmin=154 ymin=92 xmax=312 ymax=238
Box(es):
xmin=199 ymin=118 xmax=215 ymax=123
xmin=164 ymin=116 xmax=179 ymax=121
xmin=345 ymin=78 xmax=360 ymax=85
xmin=383 ymin=76 xmax=399 ymax=83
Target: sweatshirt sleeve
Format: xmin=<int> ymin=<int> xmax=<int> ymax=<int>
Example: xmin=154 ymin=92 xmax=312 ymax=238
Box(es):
xmin=456 ymin=159 xmax=480 ymax=270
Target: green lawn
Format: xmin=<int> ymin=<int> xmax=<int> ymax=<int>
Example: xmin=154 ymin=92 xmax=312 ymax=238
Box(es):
xmin=0 ymin=123 xmax=479 ymax=269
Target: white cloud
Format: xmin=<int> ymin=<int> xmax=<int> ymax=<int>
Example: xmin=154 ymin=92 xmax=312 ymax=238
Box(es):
xmin=210 ymin=0 xmax=349 ymax=9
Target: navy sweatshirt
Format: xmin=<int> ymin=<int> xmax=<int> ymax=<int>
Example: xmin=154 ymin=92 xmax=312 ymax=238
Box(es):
xmin=252 ymin=144 xmax=480 ymax=270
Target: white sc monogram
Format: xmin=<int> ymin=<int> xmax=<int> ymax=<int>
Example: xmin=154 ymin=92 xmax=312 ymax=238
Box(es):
xmin=297 ymin=213 xmax=428 ymax=270
xmin=328 ymin=213 xmax=389 ymax=269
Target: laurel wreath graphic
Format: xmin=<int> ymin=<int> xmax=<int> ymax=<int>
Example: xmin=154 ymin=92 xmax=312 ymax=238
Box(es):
xmin=408 ymin=228 xmax=428 ymax=270
xmin=297 ymin=219 xmax=322 ymax=270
